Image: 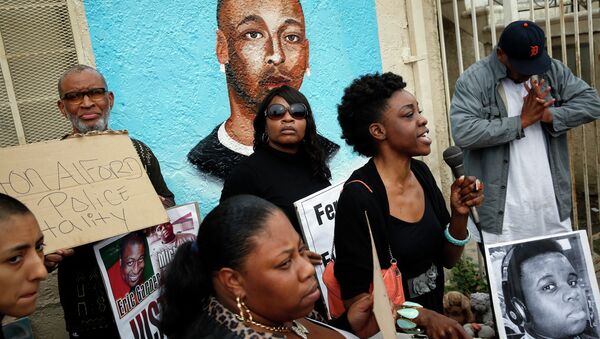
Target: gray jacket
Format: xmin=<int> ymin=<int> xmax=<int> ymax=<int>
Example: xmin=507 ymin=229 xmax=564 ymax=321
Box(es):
xmin=450 ymin=51 xmax=600 ymax=234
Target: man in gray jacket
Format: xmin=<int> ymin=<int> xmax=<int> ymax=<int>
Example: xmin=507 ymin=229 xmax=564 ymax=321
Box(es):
xmin=450 ymin=20 xmax=600 ymax=244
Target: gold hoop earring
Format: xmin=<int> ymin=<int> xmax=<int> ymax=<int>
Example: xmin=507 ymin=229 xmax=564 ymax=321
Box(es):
xmin=235 ymin=296 xmax=253 ymax=322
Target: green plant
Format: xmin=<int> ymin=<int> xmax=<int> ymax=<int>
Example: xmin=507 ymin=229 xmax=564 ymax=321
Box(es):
xmin=445 ymin=256 xmax=489 ymax=295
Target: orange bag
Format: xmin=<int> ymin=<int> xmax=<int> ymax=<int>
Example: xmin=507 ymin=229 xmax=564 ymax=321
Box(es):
xmin=323 ymin=249 xmax=405 ymax=319
xmin=323 ymin=179 xmax=405 ymax=319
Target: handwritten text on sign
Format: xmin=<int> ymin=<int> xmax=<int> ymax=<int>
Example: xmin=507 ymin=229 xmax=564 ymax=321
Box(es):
xmin=0 ymin=133 xmax=168 ymax=252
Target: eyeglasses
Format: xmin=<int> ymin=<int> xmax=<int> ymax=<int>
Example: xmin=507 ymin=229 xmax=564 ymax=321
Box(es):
xmin=61 ymin=88 xmax=107 ymax=104
xmin=265 ymin=103 xmax=308 ymax=120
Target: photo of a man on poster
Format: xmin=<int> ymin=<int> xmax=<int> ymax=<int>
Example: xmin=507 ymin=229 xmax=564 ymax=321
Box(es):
xmin=104 ymin=232 xmax=154 ymax=308
xmin=150 ymin=214 xmax=197 ymax=273
xmin=486 ymin=231 xmax=600 ymax=339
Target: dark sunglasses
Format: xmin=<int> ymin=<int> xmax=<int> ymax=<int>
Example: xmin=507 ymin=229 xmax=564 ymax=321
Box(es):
xmin=265 ymin=103 xmax=308 ymax=120
xmin=61 ymin=88 xmax=107 ymax=104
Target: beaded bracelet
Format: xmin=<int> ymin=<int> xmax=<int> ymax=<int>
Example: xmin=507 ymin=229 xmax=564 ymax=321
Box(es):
xmin=396 ymin=301 xmax=423 ymax=333
xmin=444 ymin=224 xmax=471 ymax=246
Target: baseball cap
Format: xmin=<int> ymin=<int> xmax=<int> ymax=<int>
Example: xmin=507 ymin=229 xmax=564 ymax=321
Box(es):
xmin=498 ymin=20 xmax=551 ymax=76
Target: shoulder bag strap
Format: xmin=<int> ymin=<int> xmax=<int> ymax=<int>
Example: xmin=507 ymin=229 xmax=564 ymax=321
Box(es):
xmin=343 ymin=180 xmax=397 ymax=263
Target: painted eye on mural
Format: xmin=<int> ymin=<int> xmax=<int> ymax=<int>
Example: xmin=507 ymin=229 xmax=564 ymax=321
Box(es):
xmin=244 ymin=31 xmax=263 ymax=40
xmin=285 ymin=34 xmax=301 ymax=43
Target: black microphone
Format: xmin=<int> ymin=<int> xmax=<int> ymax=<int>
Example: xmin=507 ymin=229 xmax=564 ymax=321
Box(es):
xmin=442 ymin=145 xmax=481 ymax=226
xmin=443 ymin=145 xmax=499 ymax=337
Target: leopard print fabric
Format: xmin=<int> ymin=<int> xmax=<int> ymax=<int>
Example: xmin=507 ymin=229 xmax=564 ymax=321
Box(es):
xmin=207 ymin=297 xmax=286 ymax=338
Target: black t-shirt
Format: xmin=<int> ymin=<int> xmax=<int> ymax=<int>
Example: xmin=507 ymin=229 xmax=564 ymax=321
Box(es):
xmin=220 ymin=146 xmax=330 ymax=235
xmin=57 ymin=137 xmax=174 ymax=335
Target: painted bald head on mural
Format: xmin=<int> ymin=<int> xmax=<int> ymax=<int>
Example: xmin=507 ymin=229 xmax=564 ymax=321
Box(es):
xmin=216 ymin=0 xmax=309 ymax=109
xmin=189 ymin=0 xmax=329 ymax=181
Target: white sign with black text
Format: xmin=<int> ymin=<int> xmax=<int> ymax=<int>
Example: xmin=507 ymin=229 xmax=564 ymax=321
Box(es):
xmin=294 ymin=182 xmax=344 ymax=316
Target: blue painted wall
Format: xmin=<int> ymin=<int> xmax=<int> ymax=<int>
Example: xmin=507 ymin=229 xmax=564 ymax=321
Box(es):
xmin=84 ymin=0 xmax=382 ymax=214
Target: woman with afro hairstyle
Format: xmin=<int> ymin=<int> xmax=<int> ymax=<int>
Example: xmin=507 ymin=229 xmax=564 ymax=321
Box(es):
xmin=334 ymin=72 xmax=484 ymax=338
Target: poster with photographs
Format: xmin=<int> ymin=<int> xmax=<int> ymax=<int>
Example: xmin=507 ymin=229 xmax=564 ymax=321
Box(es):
xmin=485 ymin=230 xmax=600 ymax=339
xmin=93 ymin=202 xmax=200 ymax=339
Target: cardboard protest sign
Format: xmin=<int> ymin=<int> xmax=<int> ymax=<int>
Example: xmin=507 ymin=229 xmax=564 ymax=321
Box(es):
xmin=485 ymin=231 xmax=600 ymax=339
xmin=294 ymin=182 xmax=344 ymax=316
xmin=0 ymin=132 xmax=168 ymax=252
xmin=94 ymin=202 xmax=200 ymax=339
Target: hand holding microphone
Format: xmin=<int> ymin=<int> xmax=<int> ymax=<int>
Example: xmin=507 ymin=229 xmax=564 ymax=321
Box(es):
xmin=443 ymin=146 xmax=499 ymax=338
xmin=449 ymin=175 xmax=484 ymax=217
xmin=443 ymin=145 xmax=484 ymax=224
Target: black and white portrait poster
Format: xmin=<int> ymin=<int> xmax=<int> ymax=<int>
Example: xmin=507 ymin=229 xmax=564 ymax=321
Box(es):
xmin=485 ymin=231 xmax=600 ymax=339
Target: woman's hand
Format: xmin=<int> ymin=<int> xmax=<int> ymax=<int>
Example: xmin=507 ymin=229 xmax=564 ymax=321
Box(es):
xmin=415 ymin=308 xmax=472 ymax=339
xmin=347 ymin=294 xmax=379 ymax=339
xmin=450 ymin=175 xmax=484 ymax=216
xmin=306 ymin=250 xmax=323 ymax=266
xmin=44 ymin=248 xmax=75 ymax=273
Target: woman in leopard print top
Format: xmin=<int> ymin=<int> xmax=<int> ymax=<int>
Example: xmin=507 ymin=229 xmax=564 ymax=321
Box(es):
xmin=159 ymin=195 xmax=378 ymax=339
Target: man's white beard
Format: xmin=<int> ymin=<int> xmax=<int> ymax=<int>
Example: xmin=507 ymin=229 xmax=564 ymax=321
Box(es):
xmin=70 ymin=115 xmax=108 ymax=133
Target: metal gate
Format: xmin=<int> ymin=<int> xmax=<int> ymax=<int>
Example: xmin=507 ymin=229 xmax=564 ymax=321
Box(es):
xmin=435 ymin=0 xmax=600 ymax=260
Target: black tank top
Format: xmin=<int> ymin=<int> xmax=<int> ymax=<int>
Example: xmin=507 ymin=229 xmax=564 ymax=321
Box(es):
xmin=388 ymin=191 xmax=445 ymax=312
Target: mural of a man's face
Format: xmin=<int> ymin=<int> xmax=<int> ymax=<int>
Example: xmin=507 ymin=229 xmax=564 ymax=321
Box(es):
xmin=217 ymin=0 xmax=309 ymax=109
xmin=120 ymin=242 xmax=145 ymax=288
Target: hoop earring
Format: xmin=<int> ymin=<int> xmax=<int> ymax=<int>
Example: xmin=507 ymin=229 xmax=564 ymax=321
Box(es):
xmin=236 ymin=296 xmax=253 ymax=322
xmin=262 ymin=132 xmax=269 ymax=144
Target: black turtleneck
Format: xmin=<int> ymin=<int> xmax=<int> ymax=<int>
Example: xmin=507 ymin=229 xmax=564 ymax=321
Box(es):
xmin=221 ymin=145 xmax=330 ymax=235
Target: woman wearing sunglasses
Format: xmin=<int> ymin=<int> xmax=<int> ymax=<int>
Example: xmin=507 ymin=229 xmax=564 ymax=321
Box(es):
xmin=334 ymin=73 xmax=484 ymax=339
xmin=221 ymin=85 xmax=333 ymax=245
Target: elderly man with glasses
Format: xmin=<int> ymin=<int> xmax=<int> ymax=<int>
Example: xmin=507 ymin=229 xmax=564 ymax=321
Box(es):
xmin=45 ymin=64 xmax=175 ymax=339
